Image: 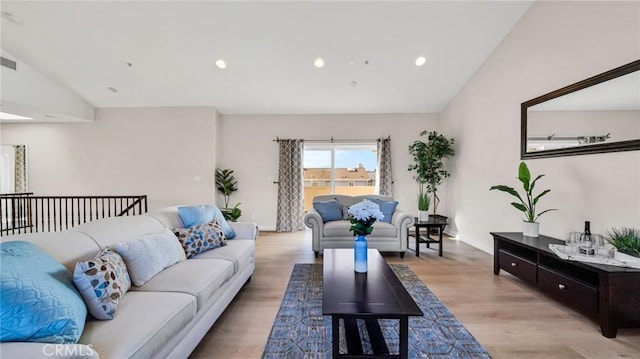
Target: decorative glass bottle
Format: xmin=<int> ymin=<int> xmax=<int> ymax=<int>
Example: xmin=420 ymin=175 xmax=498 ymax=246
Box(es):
xmin=354 ymin=235 xmax=368 ymax=273
xmin=579 ymin=221 xmax=595 ymax=255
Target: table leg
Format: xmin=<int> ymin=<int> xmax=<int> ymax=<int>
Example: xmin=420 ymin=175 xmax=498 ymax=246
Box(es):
xmin=438 ymin=227 xmax=443 ymax=257
xmin=332 ymin=316 xmax=339 ymax=358
xmin=399 ymin=317 xmax=409 ymax=359
xmin=415 ymin=225 xmax=420 ymax=257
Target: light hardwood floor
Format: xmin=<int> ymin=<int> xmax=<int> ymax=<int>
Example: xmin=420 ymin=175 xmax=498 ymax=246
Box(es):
xmin=190 ymin=231 xmax=640 ymax=359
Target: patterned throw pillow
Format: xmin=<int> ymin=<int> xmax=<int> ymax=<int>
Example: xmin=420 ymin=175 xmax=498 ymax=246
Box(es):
xmin=173 ymin=219 xmax=227 ymax=258
xmin=342 ymin=205 xmax=351 ymax=220
xmin=73 ymin=248 xmax=131 ymax=320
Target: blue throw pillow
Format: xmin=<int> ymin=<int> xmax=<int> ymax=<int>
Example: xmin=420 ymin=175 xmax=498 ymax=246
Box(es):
xmin=313 ymin=199 xmax=343 ymax=223
xmin=178 ymin=205 xmax=214 ymax=227
xmin=1 ymin=241 xmax=87 ymax=343
xmin=207 ymin=205 xmax=236 ymax=239
xmin=178 ymin=205 xmax=236 ymax=239
xmin=370 ymin=198 xmax=399 ymax=223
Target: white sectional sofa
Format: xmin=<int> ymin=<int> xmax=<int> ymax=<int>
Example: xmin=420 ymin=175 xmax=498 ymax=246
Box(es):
xmin=304 ymin=194 xmax=414 ymax=258
xmin=0 ymin=205 xmax=257 ymax=359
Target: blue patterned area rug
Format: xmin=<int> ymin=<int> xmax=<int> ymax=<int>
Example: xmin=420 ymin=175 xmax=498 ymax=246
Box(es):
xmin=262 ymin=263 xmax=491 ymax=359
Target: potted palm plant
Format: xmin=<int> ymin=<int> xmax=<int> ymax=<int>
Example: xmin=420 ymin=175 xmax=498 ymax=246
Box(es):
xmin=215 ymin=168 xmax=242 ymax=221
xmin=489 ymin=162 xmax=557 ymax=237
xmin=408 ymin=130 xmax=455 ymax=216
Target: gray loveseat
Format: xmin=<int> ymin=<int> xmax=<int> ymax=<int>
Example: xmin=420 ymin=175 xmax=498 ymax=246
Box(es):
xmin=304 ymin=194 xmax=413 ymax=258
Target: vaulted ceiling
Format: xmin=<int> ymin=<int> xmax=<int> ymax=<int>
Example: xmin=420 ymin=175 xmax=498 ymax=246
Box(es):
xmin=1 ymin=1 xmax=533 ymax=116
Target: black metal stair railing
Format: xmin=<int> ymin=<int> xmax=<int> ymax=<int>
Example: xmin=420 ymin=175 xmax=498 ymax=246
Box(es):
xmin=0 ymin=193 xmax=148 ymax=236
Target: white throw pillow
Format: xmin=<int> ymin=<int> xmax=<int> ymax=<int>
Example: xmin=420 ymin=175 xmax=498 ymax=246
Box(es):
xmin=112 ymin=228 xmax=186 ymax=286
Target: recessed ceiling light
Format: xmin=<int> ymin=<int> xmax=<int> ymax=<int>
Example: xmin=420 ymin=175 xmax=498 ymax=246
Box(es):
xmin=215 ymin=59 xmax=226 ymax=69
xmin=0 ymin=112 xmax=32 ymax=120
xmin=314 ymin=58 xmax=324 ymax=68
xmin=415 ymin=56 xmax=427 ymax=66
xmin=108 ymin=87 xmax=118 ymax=93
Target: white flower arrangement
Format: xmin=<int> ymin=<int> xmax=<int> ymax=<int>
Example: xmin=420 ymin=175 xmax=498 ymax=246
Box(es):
xmin=347 ymin=200 xmax=384 ymax=236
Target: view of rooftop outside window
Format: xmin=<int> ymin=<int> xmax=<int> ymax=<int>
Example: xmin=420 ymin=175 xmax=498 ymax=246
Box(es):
xmin=303 ymin=143 xmax=378 ymax=212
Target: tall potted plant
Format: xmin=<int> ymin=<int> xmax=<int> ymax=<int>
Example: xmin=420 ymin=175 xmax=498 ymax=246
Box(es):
xmin=408 ymin=130 xmax=455 ymax=216
xmin=215 ymin=168 xmax=242 ymax=221
xmin=489 ymin=161 xmax=557 ymax=237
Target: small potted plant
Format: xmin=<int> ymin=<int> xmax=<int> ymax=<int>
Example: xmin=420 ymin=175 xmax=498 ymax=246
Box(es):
xmin=489 ymin=162 xmax=557 ymax=237
xmin=606 ymin=227 xmax=640 ymax=264
xmin=215 ymin=168 xmax=242 ymax=221
xmin=417 ymin=185 xmax=430 ymax=221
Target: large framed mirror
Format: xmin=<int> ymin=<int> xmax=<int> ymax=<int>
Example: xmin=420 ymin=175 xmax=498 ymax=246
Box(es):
xmin=521 ymin=60 xmax=640 ymax=159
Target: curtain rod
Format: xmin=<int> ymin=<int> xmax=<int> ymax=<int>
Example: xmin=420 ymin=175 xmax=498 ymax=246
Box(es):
xmin=273 ymin=136 xmax=389 ymax=143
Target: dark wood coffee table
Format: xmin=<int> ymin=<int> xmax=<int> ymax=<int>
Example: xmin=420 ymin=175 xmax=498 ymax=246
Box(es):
xmin=322 ymin=248 xmax=423 ymax=358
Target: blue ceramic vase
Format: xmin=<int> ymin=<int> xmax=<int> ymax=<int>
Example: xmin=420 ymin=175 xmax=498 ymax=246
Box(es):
xmin=354 ymin=235 xmax=368 ymax=273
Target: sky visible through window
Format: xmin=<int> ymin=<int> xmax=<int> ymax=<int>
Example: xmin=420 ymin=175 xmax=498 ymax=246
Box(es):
xmin=304 ymin=150 xmax=377 ymax=171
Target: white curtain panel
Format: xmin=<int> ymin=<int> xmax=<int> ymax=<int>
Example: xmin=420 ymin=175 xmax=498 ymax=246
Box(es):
xmin=276 ymin=139 xmax=305 ymax=232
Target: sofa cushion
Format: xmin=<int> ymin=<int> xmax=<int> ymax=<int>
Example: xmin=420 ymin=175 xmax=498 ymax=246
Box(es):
xmin=73 ymin=248 xmax=132 ymax=320
xmin=113 ymin=229 xmax=187 ymax=286
xmin=370 ymin=198 xmax=399 ymax=223
xmin=172 ymin=219 xmax=227 ymax=259
xmin=0 ymin=241 xmax=86 ymax=344
xmin=313 ymin=199 xmax=343 ymax=222
xmin=323 ymin=220 xmax=397 ymax=238
xmin=79 ymin=291 xmax=196 ymax=359
xmin=130 ymin=258 xmax=234 ymax=310
xmin=73 ymin=215 xmax=167 ymax=249
xmin=192 ymin=239 xmax=255 ymax=274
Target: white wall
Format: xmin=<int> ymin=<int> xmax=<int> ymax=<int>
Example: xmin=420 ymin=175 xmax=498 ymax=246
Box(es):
xmin=218 ymin=113 xmax=439 ymax=230
xmin=0 ymin=145 xmax=16 ymax=193
xmin=0 ymin=107 xmax=219 ymax=209
xmin=440 ymin=1 xmax=640 ymax=253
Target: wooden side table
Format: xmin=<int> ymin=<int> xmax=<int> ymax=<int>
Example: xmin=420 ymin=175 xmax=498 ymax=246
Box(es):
xmin=408 ymin=215 xmax=448 ymax=257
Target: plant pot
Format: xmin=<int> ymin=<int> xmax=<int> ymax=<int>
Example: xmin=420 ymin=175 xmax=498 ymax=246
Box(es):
xmin=418 ymin=210 xmax=429 ymax=222
xmin=523 ymin=221 xmax=539 ymax=237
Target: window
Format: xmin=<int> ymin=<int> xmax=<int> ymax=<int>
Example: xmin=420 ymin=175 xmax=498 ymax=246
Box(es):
xmin=303 ymin=142 xmax=377 ymax=212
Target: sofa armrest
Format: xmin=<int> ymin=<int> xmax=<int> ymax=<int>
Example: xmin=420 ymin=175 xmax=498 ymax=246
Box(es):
xmin=303 ymin=208 xmax=323 ymax=230
xmin=304 ymin=209 xmax=324 ymax=253
xmin=392 ymin=209 xmax=414 ymax=249
xmin=391 ymin=209 xmax=414 ymax=228
xmin=229 ymin=221 xmax=259 ymax=240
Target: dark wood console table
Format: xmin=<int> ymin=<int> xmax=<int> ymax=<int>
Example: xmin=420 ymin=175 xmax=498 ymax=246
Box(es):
xmin=492 ymin=232 xmax=640 ymax=338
